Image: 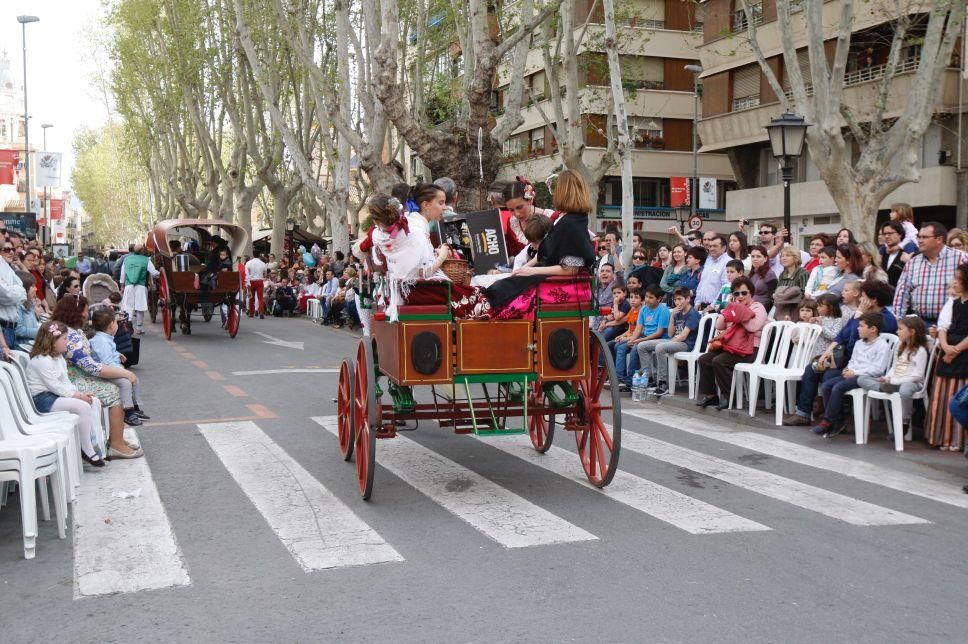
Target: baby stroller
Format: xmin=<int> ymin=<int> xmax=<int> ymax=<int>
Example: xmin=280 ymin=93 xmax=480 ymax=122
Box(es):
xmin=82 ymin=273 xmax=121 ymax=306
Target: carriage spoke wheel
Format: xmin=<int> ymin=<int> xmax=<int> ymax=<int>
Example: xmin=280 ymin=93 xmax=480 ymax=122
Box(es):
xmin=226 ymin=302 xmax=241 ymax=338
xmin=159 ymin=272 xmax=173 ymax=340
xmin=572 ymin=330 xmax=621 ymax=487
xmin=527 ymin=380 xmax=555 ymax=453
xmin=337 ymin=358 xmax=356 ymax=461
xmin=353 ymin=338 xmax=378 ymax=500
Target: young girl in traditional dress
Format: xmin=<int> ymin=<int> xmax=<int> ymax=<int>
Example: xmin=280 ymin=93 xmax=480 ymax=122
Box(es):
xmin=26 ymin=321 xmax=106 ymax=467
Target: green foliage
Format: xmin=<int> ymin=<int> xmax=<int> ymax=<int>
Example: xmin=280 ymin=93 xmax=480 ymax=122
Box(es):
xmin=71 ymin=122 xmax=154 ymax=247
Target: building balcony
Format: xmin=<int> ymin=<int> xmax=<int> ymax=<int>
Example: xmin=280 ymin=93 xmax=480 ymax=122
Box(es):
xmin=497 ymin=147 xmax=733 ymax=181
xmin=724 ymin=165 xmax=959 ymax=221
xmin=698 ymin=67 xmax=964 ymax=153
xmin=508 ymin=86 xmax=697 ymax=135
xmin=579 ymin=24 xmax=701 ymax=60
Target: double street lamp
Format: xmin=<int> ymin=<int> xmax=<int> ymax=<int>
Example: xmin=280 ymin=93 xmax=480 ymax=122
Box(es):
xmin=764 ymin=112 xmax=810 ymax=237
xmin=17 ymin=15 xmax=39 ymax=236
xmin=684 ymin=64 xmax=703 ymax=220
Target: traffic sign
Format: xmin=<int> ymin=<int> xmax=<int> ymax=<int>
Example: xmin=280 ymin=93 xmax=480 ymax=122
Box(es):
xmin=688 ymin=215 xmax=703 ymax=230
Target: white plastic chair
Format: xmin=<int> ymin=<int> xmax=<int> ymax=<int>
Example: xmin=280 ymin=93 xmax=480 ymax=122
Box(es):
xmin=858 ymin=341 xmax=937 ymax=451
xmin=845 ymin=333 xmax=899 ymax=440
xmin=0 ymin=360 xmax=82 ymax=497
xmin=0 ymin=366 xmax=78 ymax=508
xmin=747 ymin=322 xmax=825 ymax=426
xmin=307 ymin=298 xmax=322 ymax=321
xmin=1 ymin=438 xmax=67 ymax=559
xmin=729 ymin=321 xmax=795 ymax=411
xmin=669 ymin=313 xmax=719 ymax=399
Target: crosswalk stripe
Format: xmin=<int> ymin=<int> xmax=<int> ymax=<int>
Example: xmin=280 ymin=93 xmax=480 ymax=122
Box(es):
xmin=477 ymin=434 xmax=769 ymax=535
xmin=73 ymin=430 xmax=191 ymax=598
xmin=198 ymin=421 xmax=403 ymax=571
xmin=313 ymin=417 xmax=597 ymax=548
xmin=626 ymin=408 xmax=968 ymax=510
xmin=619 ymin=430 xmax=928 ymax=526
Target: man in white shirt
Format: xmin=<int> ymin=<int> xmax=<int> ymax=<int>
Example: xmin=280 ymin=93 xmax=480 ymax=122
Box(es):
xmin=244 ymin=254 xmax=269 ymax=318
xmin=694 ymin=234 xmax=730 ymax=310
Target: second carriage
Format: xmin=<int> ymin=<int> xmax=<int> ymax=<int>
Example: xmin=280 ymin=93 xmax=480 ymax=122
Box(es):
xmin=145 ymin=218 xmax=248 ymax=340
xmin=335 ymin=276 xmax=621 ymax=500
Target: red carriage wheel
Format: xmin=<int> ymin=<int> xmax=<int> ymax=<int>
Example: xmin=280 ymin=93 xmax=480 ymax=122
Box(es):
xmin=353 ymin=338 xmax=378 ymax=500
xmin=158 ymin=271 xmax=173 ymax=340
xmin=337 ymin=358 xmax=356 ymax=461
xmin=572 ymin=330 xmax=621 ymax=487
xmin=226 ymin=303 xmax=241 ymax=338
xmin=527 ymin=380 xmax=555 ymax=453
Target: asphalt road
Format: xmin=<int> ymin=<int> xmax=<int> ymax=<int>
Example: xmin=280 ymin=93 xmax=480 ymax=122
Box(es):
xmin=2 ymin=312 xmax=968 ymax=643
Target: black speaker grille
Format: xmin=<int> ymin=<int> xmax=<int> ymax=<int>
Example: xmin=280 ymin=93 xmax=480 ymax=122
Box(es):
xmin=411 ymin=331 xmax=443 ymax=375
xmin=548 ymin=328 xmax=578 ymax=371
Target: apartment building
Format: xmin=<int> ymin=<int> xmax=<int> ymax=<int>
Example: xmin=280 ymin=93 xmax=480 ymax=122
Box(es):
xmin=489 ymin=0 xmax=737 ymax=239
xmin=0 ymin=51 xmax=35 ymax=236
xmin=696 ymin=0 xmax=967 ymax=244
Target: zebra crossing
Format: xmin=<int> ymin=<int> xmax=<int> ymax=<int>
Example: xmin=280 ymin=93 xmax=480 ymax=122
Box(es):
xmin=65 ymin=410 xmax=960 ymax=599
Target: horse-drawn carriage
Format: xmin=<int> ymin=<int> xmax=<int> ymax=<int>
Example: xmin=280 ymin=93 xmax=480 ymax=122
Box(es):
xmin=145 ymin=218 xmax=247 ymax=340
xmin=335 ymin=276 xmax=621 ymax=500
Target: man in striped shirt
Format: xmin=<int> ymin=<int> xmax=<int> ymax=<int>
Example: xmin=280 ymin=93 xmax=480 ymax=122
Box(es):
xmin=893 ymin=222 xmax=968 ymax=325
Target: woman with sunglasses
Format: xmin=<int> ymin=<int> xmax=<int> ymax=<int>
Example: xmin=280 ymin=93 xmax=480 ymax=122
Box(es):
xmin=0 ymin=241 xmax=28 ymax=354
xmin=626 ymin=248 xmax=661 ymax=289
xmin=695 ymin=276 xmax=769 ymax=410
xmin=56 ymin=276 xmax=82 ymax=301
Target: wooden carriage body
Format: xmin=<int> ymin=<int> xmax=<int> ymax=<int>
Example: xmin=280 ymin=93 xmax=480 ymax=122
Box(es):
xmin=336 ymin=276 xmax=622 ymax=500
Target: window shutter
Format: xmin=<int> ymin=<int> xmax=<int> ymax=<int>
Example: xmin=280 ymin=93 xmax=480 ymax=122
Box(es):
xmin=733 ymin=64 xmax=760 ymax=98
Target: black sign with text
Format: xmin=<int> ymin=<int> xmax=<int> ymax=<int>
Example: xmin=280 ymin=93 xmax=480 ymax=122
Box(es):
xmin=464 ymin=208 xmax=508 ymax=275
xmin=0 ymin=212 xmax=37 ymax=238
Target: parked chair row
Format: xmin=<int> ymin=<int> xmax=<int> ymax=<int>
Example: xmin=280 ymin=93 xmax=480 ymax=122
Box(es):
xmin=0 ymin=362 xmax=78 ymax=559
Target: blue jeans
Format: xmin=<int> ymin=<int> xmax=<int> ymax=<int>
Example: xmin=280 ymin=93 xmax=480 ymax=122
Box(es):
xmin=950 ymin=384 xmax=968 ymax=457
xmin=2 ymin=326 xmax=15 ymax=352
xmin=600 ymin=325 xmax=626 ymax=344
xmin=795 ymin=364 xmax=842 ymax=417
xmin=820 ymin=375 xmax=861 ymax=423
xmin=613 ymin=340 xmax=640 ymax=386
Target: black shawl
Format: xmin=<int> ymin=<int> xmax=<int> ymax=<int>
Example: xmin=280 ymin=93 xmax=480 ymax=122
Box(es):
xmin=486 ymin=213 xmax=595 ymax=308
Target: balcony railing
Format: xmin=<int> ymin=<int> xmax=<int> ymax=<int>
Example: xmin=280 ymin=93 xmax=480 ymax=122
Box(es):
xmin=731 ymin=95 xmax=761 ymax=111
xmin=732 ymin=5 xmax=764 ymax=32
xmin=843 ymin=55 xmax=920 ymax=87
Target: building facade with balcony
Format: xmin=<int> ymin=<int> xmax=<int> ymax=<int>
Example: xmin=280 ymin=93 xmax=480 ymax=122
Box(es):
xmin=489 ymin=0 xmax=738 ymax=240
xmin=0 ymin=51 xmax=34 ymax=232
xmin=696 ymin=0 xmax=967 ymax=246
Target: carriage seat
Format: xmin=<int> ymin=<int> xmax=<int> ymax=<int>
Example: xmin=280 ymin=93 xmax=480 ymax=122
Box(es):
xmin=397 ymin=304 xmax=450 ymax=315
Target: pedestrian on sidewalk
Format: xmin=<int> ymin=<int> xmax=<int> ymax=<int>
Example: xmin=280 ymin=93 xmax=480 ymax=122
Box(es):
xmin=245 ymin=253 xmax=268 ymax=318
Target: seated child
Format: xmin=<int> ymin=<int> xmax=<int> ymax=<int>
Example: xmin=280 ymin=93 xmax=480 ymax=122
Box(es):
xmin=612 ymin=285 xmax=670 ymax=389
xmin=858 ymin=315 xmax=930 ymax=432
xmin=89 ymin=308 xmax=149 ymax=427
xmin=637 ymin=286 xmax=700 ymax=395
xmin=713 ymin=260 xmax=745 ymax=312
xmin=812 ymin=312 xmax=892 ymax=437
xmin=597 ymin=284 xmax=631 ymax=343
xmin=805 ymin=246 xmax=841 ymax=298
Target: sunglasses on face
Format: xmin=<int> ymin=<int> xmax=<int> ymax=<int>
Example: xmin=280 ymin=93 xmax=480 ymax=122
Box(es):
xmin=598 ymin=246 xmax=607 ymax=251
xmin=731 ymin=290 xmax=750 ymax=296
xmin=633 ymin=255 xmax=645 ymax=260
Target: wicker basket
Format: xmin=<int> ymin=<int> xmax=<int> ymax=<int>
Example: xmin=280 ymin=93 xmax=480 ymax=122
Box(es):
xmin=442 ymin=259 xmax=473 ymax=287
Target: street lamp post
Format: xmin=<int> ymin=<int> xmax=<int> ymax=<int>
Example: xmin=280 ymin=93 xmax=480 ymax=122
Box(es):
xmin=17 ymin=15 xmax=40 ymax=238
xmin=765 ymin=112 xmax=810 ymax=238
xmin=41 ymin=122 xmax=52 ymax=248
xmin=286 ymin=217 xmax=296 ymax=266
xmin=684 ymin=64 xmax=703 ymax=221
